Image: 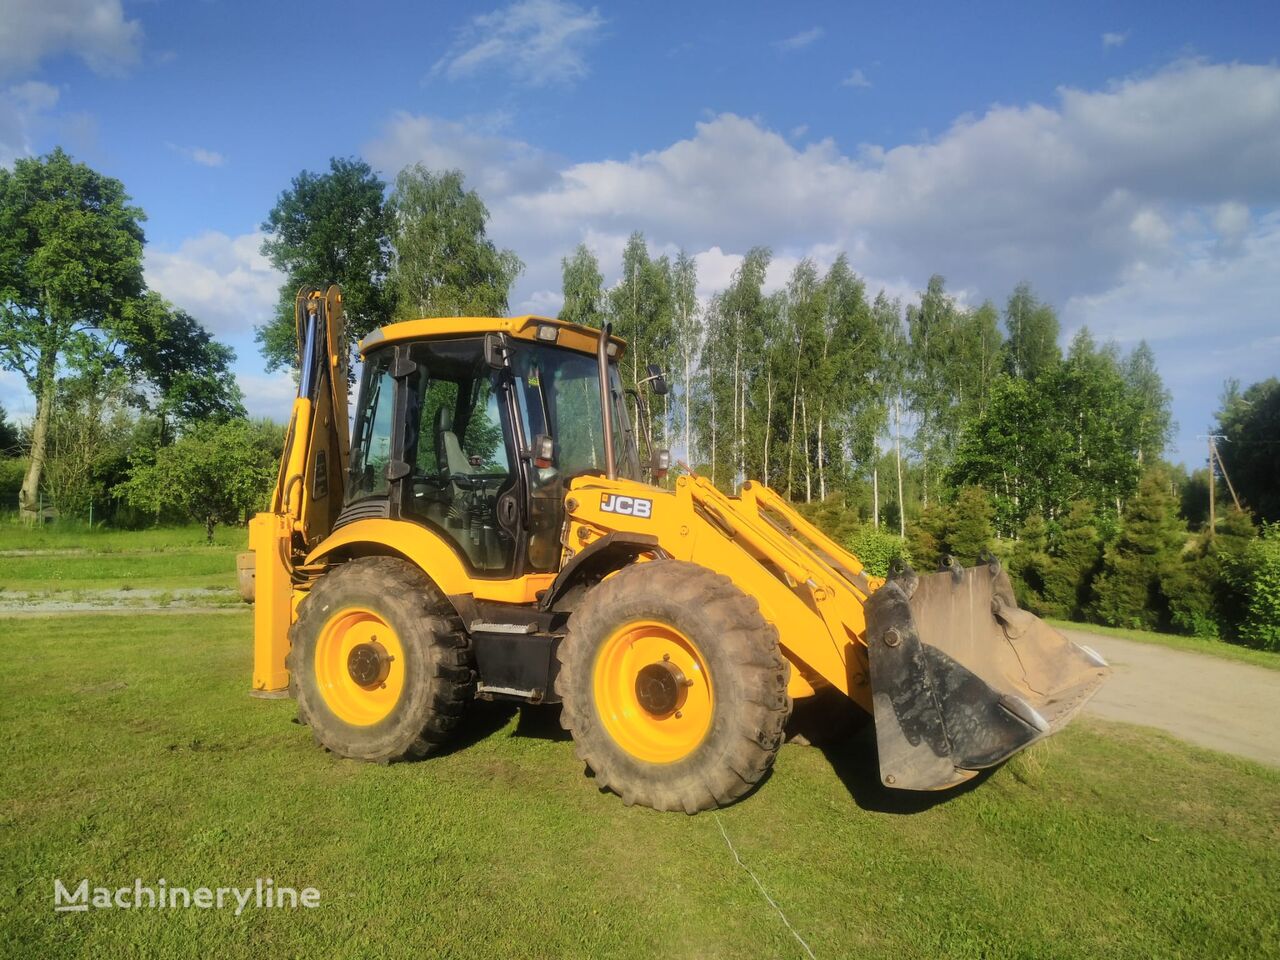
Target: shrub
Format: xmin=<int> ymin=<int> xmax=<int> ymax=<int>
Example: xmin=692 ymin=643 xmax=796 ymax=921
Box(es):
xmin=844 ymin=525 xmax=911 ymax=578
xmin=1228 ymin=523 xmax=1280 ymax=651
xmin=0 ymin=457 xmax=26 ymax=511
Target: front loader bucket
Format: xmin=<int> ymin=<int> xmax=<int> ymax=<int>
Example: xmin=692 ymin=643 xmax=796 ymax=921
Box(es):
xmin=864 ymin=560 xmax=1109 ymax=791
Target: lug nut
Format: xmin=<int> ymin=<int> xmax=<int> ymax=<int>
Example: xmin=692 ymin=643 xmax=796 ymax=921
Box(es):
xmin=674 ymin=710 xmax=683 ymax=719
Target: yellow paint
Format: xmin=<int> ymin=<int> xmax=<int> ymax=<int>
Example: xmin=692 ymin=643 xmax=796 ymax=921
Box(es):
xmin=312 ymin=607 xmax=405 ymax=726
xmin=360 ymin=315 xmax=626 ymax=360
xmin=306 ymin=519 xmax=556 ymax=603
xmin=592 ymin=619 xmax=714 ymax=763
xmin=251 ymin=296 xmax=889 ymax=713
xmin=249 ymin=511 xmax=293 ymax=693
xmin=566 ymin=472 xmax=876 ymax=712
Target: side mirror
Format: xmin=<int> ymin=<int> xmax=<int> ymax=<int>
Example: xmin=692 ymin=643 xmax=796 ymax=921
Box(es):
xmin=531 ymin=434 xmax=555 ymax=469
xmin=483 ymin=332 xmax=510 ymax=370
xmin=651 ymin=448 xmax=671 ymax=480
xmin=645 ymin=363 xmax=669 ymax=396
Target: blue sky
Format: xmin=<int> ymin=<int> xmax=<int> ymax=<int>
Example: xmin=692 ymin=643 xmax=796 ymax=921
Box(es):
xmin=2 ymin=0 xmax=1279 ymax=468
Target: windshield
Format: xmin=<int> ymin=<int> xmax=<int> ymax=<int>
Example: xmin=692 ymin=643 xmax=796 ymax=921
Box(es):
xmin=511 ymin=343 xmax=640 ymax=482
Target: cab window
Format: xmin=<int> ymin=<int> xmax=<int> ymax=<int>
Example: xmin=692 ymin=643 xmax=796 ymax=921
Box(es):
xmin=347 ymin=352 xmax=396 ymax=502
xmin=403 ymin=339 xmax=517 ymax=575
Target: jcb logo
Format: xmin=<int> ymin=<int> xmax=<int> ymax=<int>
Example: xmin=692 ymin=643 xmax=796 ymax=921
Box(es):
xmin=600 ymin=494 xmax=653 ymax=519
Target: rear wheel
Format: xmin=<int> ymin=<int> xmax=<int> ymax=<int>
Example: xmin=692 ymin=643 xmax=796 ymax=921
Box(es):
xmin=556 ymin=560 xmax=791 ymax=813
xmin=288 ymin=557 xmax=472 ymax=762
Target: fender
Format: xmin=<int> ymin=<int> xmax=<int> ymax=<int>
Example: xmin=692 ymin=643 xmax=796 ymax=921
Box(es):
xmin=307 ymin=518 xmax=555 ymax=605
xmin=540 ymin=531 xmax=666 ymax=612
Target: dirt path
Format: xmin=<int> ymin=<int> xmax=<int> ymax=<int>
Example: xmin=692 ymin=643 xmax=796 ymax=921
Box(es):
xmin=1063 ymin=629 xmax=1280 ymax=767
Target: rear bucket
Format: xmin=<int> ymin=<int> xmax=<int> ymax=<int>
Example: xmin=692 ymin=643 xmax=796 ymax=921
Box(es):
xmin=864 ymin=559 xmax=1109 ymax=791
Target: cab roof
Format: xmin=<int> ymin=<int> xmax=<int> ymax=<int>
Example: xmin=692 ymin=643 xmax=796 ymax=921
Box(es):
xmin=358 ymin=315 xmax=626 ymax=360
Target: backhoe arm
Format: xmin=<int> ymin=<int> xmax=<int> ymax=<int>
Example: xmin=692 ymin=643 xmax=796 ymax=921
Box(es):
xmin=244 ymin=284 xmax=349 ymax=694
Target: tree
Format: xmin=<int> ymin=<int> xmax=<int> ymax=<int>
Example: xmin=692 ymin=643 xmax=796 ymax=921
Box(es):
xmin=609 ymin=233 xmax=675 ymax=454
xmin=1122 ymin=341 xmax=1173 ymax=467
xmin=559 ymin=244 xmax=605 ymax=328
xmin=389 ymin=167 xmax=522 ymax=321
xmin=0 ymin=404 xmax=18 ymax=455
xmin=670 ymin=250 xmax=700 ymax=465
xmin=907 ymin=502 xmax=951 ymax=572
xmin=124 ymin=292 xmax=244 ymax=433
xmin=1091 ymin=469 xmax=1187 ymax=630
xmin=43 ymin=375 xmax=132 ymax=520
xmin=1002 ymin=282 xmax=1060 ymax=380
xmin=1010 ymin=511 xmax=1052 ymax=610
xmin=116 ymin=419 xmax=279 ymax=542
xmin=1216 ymin=378 xmax=1280 ymax=523
xmin=948 ymin=486 xmax=995 ymax=562
xmin=1041 ymin=500 xmax=1103 ymax=620
xmin=257 ymin=158 xmax=393 ymax=370
xmin=0 ymin=148 xmax=146 ymax=520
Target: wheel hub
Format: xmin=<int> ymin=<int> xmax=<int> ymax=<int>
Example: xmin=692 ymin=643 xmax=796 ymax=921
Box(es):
xmin=347 ymin=641 xmax=392 ymax=688
xmin=635 ymin=660 xmax=687 ymax=716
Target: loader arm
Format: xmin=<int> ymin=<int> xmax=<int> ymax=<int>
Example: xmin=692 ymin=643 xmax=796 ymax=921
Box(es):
xmin=244 ymin=284 xmax=349 ymax=694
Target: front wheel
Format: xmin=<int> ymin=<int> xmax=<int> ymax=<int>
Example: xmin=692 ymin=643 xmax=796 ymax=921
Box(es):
xmin=556 ymin=560 xmax=791 ymax=813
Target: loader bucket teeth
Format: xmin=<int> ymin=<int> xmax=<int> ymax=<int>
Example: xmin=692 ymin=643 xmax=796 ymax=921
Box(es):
xmin=865 ymin=562 xmax=1109 ymax=791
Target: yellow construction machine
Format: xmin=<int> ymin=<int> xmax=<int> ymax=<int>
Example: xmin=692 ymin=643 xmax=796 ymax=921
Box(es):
xmin=240 ymin=285 xmax=1109 ymax=812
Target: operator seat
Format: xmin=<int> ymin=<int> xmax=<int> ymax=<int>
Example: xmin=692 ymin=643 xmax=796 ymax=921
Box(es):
xmin=435 ymin=407 xmax=475 ymax=477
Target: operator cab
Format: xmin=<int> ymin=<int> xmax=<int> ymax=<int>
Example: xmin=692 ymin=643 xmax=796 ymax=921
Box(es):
xmin=343 ymin=318 xmax=643 ymax=579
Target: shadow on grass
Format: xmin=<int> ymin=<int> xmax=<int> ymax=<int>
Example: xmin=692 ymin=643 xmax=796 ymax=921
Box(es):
xmin=814 ymin=722 xmax=994 ymax=814
xmin=430 ymin=700 xmax=573 ymax=759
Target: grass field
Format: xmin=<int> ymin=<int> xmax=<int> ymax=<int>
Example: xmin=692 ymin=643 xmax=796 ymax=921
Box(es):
xmin=0 ymin=522 xmax=245 ymax=608
xmin=2 ymin=527 xmax=1278 ymax=958
xmin=1 ymin=609 xmax=1278 ymax=959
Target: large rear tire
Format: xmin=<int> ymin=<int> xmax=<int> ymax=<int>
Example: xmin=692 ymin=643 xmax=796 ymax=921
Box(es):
xmin=288 ymin=557 xmax=472 ymax=762
xmin=556 ymin=560 xmax=791 ymax=813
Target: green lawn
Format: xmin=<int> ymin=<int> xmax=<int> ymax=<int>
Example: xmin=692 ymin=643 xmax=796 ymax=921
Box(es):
xmin=1 ymin=610 xmax=1277 ymax=959
xmin=0 ymin=522 xmax=244 ymax=604
xmin=1049 ymin=618 xmax=1280 ymax=671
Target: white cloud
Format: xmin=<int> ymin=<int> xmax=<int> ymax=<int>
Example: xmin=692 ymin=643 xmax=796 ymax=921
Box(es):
xmin=235 ymin=371 xmax=297 ymax=423
xmin=1102 ymin=31 xmax=1128 ymax=49
xmin=431 ymin=0 xmax=604 ymax=87
xmin=364 ymin=112 xmax=556 ymax=197
xmin=0 ymin=80 xmax=58 ymax=165
xmin=369 ymin=60 xmax=1280 ymax=310
xmin=144 ymin=231 xmax=283 ymax=337
xmin=365 ymin=58 xmax=1280 ymax=462
xmin=0 ymin=0 xmax=142 ymax=77
xmin=842 ymin=68 xmax=872 ymax=89
xmin=165 ymin=142 xmax=226 ymax=168
xmin=777 ymin=27 xmax=823 ymax=52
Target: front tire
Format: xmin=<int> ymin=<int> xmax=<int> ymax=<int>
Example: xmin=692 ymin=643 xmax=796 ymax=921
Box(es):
xmin=288 ymin=557 xmax=472 ymax=762
xmin=556 ymin=560 xmax=791 ymax=813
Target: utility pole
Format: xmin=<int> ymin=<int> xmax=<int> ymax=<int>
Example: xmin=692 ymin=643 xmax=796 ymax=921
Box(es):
xmin=1210 ymin=436 xmax=1243 ymax=511
xmin=1198 ymin=433 xmax=1238 ymax=534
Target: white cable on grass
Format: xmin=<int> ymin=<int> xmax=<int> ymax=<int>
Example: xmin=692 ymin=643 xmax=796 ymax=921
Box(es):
xmin=713 ymin=812 xmax=817 ymax=960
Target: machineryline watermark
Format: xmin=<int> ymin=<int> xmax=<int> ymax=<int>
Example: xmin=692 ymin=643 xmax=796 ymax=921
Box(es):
xmin=53 ymin=878 xmax=320 ymax=915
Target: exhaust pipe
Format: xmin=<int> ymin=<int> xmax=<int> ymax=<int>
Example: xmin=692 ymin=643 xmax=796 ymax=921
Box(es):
xmin=597 ymin=322 xmax=616 ymax=480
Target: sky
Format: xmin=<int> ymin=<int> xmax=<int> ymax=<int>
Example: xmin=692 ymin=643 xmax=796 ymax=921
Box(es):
xmin=1 ymin=0 xmax=1278 ymax=468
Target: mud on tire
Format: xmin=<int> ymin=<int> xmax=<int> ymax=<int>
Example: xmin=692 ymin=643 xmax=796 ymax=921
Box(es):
xmin=555 ymin=560 xmax=792 ymax=813
xmin=287 ymin=557 xmax=472 ymax=762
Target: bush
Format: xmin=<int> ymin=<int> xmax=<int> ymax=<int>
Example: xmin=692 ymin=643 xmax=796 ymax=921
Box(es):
xmin=1228 ymin=524 xmax=1280 ymax=651
xmin=844 ymin=525 xmax=911 ymax=578
xmin=0 ymin=457 xmax=26 ymax=511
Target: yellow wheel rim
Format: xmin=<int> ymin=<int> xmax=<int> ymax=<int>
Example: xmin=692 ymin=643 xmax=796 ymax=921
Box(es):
xmin=592 ymin=620 xmax=714 ymax=764
xmin=313 ymin=607 xmax=405 ymax=726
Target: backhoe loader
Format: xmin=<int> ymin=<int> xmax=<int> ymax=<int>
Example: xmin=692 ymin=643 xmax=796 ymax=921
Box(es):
xmin=240 ymin=285 xmax=1109 ymax=813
